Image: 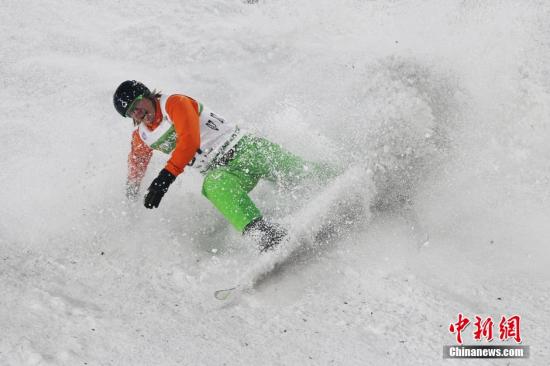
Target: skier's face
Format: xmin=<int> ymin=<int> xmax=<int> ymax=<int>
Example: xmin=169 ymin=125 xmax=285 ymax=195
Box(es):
xmin=126 ymin=96 xmax=155 ymax=126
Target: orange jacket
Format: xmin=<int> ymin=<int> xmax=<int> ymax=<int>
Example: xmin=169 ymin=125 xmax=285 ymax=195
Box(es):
xmin=127 ymin=95 xmax=201 ymax=186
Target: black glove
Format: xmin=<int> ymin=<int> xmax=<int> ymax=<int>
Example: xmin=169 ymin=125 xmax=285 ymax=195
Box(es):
xmin=144 ymin=169 xmax=176 ymax=209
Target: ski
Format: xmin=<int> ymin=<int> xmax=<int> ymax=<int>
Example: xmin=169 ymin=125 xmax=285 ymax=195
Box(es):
xmin=214 ymin=287 xmax=238 ymax=300
xmin=213 ymin=166 xmax=376 ymax=300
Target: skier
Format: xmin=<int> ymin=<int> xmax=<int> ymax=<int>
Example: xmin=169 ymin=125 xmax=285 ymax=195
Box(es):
xmin=113 ymin=80 xmax=333 ymax=251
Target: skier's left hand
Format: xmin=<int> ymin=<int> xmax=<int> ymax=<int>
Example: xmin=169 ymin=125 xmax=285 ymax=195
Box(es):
xmin=144 ymin=169 xmax=176 ymax=209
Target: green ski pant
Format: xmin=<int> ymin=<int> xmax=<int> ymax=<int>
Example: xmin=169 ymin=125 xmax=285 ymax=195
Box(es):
xmin=202 ymin=135 xmax=335 ymax=232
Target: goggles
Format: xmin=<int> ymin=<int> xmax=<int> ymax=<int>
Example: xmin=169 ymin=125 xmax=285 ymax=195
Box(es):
xmin=125 ymin=95 xmax=144 ymax=118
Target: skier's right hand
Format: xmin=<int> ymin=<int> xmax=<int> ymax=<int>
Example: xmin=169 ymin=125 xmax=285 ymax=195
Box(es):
xmin=125 ymin=182 xmax=140 ymax=202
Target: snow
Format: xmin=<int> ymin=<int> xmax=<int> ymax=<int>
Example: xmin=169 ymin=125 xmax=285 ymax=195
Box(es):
xmin=1 ymin=0 xmax=550 ymax=365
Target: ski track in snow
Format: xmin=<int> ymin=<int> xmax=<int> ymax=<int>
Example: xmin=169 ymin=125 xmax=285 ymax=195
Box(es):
xmin=1 ymin=0 xmax=550 ymax=365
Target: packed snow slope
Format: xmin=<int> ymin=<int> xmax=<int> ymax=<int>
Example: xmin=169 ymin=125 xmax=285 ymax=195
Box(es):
xmin=1 ymin=1 xmax=550 ymax=365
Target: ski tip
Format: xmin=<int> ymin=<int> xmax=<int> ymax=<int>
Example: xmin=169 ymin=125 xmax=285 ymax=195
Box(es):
xmin=214 ymin=287 xmax=237 ymax=301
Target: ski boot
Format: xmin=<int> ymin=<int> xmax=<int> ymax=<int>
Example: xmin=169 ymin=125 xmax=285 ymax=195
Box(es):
xmin=243 ymin=218 xmax=288 ymax=252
